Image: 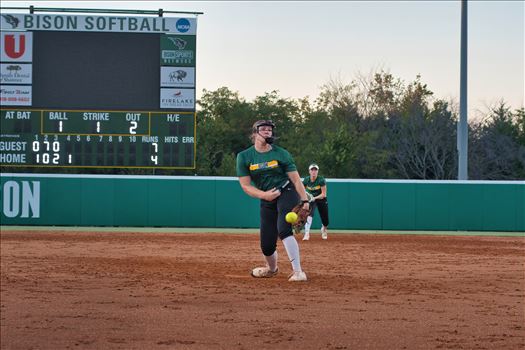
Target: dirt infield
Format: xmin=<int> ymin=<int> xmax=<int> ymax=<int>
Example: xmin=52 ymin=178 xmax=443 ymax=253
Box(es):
xmin=1 ymin=230 xmax=524 ymax=350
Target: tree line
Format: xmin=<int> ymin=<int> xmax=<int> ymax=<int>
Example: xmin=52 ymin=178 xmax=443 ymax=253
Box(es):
xmin=193 ymin=71 xmax=524 ymax=180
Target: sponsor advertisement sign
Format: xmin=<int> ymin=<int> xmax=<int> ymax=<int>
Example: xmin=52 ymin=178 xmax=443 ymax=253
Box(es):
xmin=160 ymin=67 xmax=195 ymax=87
xmin=0 ymin=14 xmax=197 ymax=34
xmin=160 ymin=88 xmax=195 ymax=109
xmin=1 ymin=32 xmax=33 ymax=62
xmin=0 ymin=85 xmax=32 ymax=106
xmin=0 ymin=63 xmax=32 ymax=84
xmin=160 ymin=35 xmax=196 ymax=66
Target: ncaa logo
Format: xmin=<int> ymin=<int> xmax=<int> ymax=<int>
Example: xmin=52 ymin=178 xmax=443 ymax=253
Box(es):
xmin=1 ymin=32 xmax=33 ymax=62
xmin=176 ymin=18 xmax=191 ymax=33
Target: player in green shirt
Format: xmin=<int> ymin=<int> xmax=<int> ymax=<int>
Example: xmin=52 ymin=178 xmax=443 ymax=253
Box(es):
xmin=236 ymin=120 xmax=310 ymax=282
xmin=302 ymin=163 xmax=329 ymax=240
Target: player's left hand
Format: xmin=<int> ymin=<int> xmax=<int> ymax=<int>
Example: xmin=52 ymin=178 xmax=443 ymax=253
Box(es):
xmin=290 ymin=202 xmax=311 ymax=233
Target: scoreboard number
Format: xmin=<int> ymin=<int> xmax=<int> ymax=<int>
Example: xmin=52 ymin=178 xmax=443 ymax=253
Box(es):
xmin=151 ymin=142 xmax=159 ymax=164
xmin=129 ymin=121 xmax=137 ymax=135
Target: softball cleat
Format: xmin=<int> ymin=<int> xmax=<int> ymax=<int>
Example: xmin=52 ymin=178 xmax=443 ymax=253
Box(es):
xmin=251 ymin=266 xmax=279 ymax=278
xmin=321 ymin=226 xmax=328 ymax=240
xmin=288 ymin=271 xmax=307 ymax=282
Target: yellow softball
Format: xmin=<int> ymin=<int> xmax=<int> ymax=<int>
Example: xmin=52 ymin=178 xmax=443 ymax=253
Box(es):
xmin=285 ymin=211 xmax=298 ymax=224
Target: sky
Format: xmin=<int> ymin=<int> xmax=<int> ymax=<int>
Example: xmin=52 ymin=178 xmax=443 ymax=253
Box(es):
xmin=2 ymin=1 xmax=524 ymax=117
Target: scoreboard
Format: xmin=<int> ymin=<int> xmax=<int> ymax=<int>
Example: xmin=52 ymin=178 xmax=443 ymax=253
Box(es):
xmin=0 ymin=11 xmax=198 ymax=169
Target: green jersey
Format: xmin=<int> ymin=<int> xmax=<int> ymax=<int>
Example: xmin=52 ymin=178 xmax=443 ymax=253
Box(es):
xmin=236 ymin=145 xmax=297 ymax=191
xmin=303 ymin=175 xmax=326 ymax=197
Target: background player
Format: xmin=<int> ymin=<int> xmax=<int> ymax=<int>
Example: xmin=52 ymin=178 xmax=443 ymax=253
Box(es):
xmin=302 ymin=163 xmax=329 ymax=240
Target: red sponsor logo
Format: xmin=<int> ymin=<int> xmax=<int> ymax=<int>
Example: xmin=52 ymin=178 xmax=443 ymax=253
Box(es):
xmin=3 ymin=34 xmax=26 ymax=59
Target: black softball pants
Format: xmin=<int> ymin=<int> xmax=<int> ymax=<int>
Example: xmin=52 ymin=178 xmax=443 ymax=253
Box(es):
xmin=259 ymin=183 xmax=299 ymax=256
xmin=309 ymin=198 xmax=329 ymax=227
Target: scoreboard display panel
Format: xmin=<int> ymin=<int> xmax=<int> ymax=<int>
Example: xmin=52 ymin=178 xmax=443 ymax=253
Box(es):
xmin=0 ymin=12 xmax=197 ymax=169
xmin=1 ymin=109 xmax=194 ymax=168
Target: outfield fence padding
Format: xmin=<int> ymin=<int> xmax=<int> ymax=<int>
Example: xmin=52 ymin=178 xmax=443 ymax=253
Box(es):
xmin=1 ymin=174 xmax=523 ymax=232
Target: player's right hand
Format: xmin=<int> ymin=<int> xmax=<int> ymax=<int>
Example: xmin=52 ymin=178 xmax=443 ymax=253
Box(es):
xmin=263 ymin=188 xmax=281 ymax=201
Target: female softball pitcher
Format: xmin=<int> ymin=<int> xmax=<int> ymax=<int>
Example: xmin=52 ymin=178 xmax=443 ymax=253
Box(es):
xmin=236 ymin=119 xmax=309 ymax=282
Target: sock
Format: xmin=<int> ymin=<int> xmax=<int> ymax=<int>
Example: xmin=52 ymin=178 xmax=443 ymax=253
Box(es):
xmin=264 ymin=251 xmax=278 ymax=272
xmin=304 ymin=216 xmax=313 ymax=234
xmin=282 ymin=236 xmax=302 ymax=272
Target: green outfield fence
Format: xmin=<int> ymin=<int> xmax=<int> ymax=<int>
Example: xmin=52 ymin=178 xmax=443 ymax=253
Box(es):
xmin=0 ymin=173 xmax=523 ymax=232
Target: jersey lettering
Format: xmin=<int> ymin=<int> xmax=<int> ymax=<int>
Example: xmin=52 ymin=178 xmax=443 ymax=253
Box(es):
xmin=249 ymin=160 xmax=278 ymax=171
